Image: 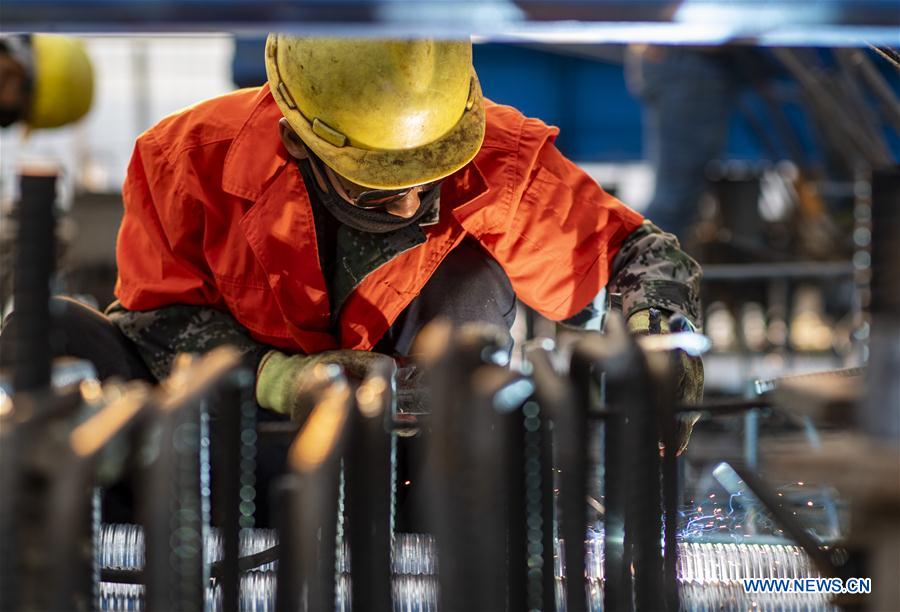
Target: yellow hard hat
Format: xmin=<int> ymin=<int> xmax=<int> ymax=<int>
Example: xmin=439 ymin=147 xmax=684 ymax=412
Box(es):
xmin=265 ymin=35 xmax=485 ymax=190
xmin=28 ymin=34 xmax=94 ymax=129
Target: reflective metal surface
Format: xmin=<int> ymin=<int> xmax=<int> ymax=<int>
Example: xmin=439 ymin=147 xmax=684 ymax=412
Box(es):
xmin=98 ymin=525 xmax=837 ymax=611
xmin=99 ymin=524 xmax=278 ymax=572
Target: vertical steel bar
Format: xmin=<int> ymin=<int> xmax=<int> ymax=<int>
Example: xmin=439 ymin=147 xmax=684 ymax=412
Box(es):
xmin=560 ymin=351 xmax=590 ymax=612
xmin=626 ymin=368 xmax=664 ymax=612
xmin=525 ymin=344 xmax=572 ymax=612
xmin=274 ymin=476 xmax=301 ymax=612
xmin=423 ymin=329 xmax=512 ymax=612
xmin=0 ymin=389 xmax=82 ymax=612
xmin=0 ymin=165 xmax=56 ymax=610
xmin=144 ymin=349 xmax=244 ymax=612
xmin=571 ymin=332 xmax=629 ymax=612
xmin=209 ymin=380 xmax=246 ymax=612
xmin=660 ymin=353 xmax=681 ymax=612
xmin=539 ymin=404 xmax=557 ymax=612
xmin=576 ymin=315 xmax=666 ymax=611
xmin=497 ymin=375 xmax=528 ymax=612
xmin=288 ymin=379 xmax=351 ymax=612
xmin=603 ymin=410 xmax=628 ymax=612
xmin=12 ymin=168 xmax=56 ymax=392
xmin=142 ymin=400 xmax=206 ymax=612
xmin=743 ymin=410 xmax=759 ymax=469
xmin=346 ymin=366 xmax=394 ymax=612
xmin=51 ymin=386 xmax=149 ymax=611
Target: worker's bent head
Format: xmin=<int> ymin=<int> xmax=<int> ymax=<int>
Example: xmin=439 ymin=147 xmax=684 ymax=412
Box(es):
xmin=265 ymin=35 xmax=486 ymax=198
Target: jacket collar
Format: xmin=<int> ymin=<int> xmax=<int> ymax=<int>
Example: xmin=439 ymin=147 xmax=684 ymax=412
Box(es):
xmin=222 ymin=84 xmax=490 ymax=208
xmin=221 ymin=85 xmax=291 ymax=201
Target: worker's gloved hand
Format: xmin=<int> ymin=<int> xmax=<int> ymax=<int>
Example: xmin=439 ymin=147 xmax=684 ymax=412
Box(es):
xmin=627 ymin=309 xmax=704 ymax=455
xmin=672 ymin=361 xmax=703 ymax=456
xmin=256 ymin=349 xmax=395 ymax=422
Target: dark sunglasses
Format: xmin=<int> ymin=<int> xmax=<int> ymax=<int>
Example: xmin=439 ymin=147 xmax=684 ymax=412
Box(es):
xmin=306 ymin=151 xmax=439 ymax=209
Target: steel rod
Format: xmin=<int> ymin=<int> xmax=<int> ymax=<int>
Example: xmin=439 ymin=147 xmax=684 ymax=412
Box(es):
xmin=345 ymin=365 xmax=394 ymax=612
xmin=279 ymin=376 xmax=351 ymax=612
xmin=12 ymin=169 xmax=57 ymax=393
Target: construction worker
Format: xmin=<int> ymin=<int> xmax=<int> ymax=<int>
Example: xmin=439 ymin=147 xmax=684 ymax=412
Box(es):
xmin=0 ymin=34 xmax=94 ymax=129
xmin=3 ymin=37 xmax=702 ymax=453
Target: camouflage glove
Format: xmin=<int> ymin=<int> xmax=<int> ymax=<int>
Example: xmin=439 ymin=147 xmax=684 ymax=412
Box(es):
xmin=627 ymin=309 xmax=704 ymax=455
xmin=256 ymin=349 xmax=395 ymax=422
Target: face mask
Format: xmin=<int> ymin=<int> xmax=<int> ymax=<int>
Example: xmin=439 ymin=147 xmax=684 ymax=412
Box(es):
xmin=297 ymin=159 xmax=441 ymax=234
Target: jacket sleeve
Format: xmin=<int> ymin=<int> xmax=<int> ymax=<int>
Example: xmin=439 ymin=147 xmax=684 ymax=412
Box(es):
xmin=464 ymin=127 xmax=645 ymax=321
xmin=114 ymin=131 xmax=221 ymax=309
xmin=608 ymin=221 xmax=703 ymax=326
xmin=112 ymin=132 xmax=271 ymax=380
xmin=107 ymin=301 xmax=271 ymax=381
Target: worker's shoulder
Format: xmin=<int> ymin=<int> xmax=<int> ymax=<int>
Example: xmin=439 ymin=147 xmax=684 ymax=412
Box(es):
xmin=482 ymin=99 xmax=558 ymax=153
xmin=138 ymin=86 xmax=266 ymax=162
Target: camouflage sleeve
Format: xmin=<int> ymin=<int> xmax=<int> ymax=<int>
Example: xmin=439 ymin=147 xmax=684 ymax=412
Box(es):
xmin=607 ymin=220 xmax=703 ymax=326
xmin=106 ymin=301 xmax=271 ymax=381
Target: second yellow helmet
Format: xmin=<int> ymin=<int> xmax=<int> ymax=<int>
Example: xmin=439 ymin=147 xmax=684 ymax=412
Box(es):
xmin=28 ymin=34 xmax=94 ymax=129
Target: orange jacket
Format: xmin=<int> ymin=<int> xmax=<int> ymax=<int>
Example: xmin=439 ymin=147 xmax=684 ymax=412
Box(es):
xmin=115 ymin=86 xmax=644 ymax=354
